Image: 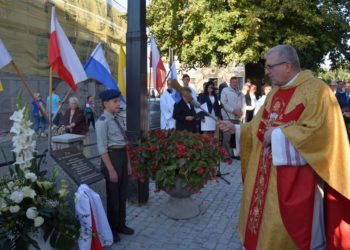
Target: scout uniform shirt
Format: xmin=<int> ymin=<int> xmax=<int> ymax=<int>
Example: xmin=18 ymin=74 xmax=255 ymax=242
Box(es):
xmin=95 ymin=110 xmax=126 ymax=155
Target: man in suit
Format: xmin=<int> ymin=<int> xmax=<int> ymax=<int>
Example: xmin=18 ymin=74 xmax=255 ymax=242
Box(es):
xmin=339 ymin=82 xmax=350 ymax=140
xmin=173 ymin=87 xmax=200 ymax=133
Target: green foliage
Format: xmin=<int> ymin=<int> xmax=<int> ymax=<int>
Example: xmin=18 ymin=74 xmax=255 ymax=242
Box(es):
xmin=128 ymin=130 xmax=229 ymax=191
xmin=0 ymin=98 xmax=80 ymax=250
xmin=318 ymin=67 xmax=350 ymax=83
xmin=147 ymin=0 xmax=350 ymax=70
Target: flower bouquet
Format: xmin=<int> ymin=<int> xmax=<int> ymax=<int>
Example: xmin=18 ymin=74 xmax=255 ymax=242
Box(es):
xmin=128 ymin=130 xmax=228 ymax=192
xmin=0 ymin=98 xmax=80 ymax=249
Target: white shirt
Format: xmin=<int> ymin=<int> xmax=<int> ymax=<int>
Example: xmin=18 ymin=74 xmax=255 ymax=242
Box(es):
xmin=254 ymin=95 xmax=267 ymax=116
xmin=160 ymin=90 xmax=176 ymax=130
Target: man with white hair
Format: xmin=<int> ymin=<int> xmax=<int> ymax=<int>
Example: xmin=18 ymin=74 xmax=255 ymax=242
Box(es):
xmin=219 ymin=44 xmax=350 ymax=250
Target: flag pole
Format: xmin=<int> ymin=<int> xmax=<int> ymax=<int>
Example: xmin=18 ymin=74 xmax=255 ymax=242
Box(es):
xmin=48 ymin=67 xmax=53 ymax=155
xmin=148 ymin=66 xmax=152 ymax=98
xmin=159 ymin=68 xmax=172 ymax=93
xmin=10 ymin=61 xmax=49 ymax=122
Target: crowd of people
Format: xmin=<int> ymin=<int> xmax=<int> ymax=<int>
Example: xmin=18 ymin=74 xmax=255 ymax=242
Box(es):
xmin=160 ymin=73 xmax=273 ymax=160
xmin=31 ymin=88 xmax=97 ymax=137
xmin=330 ymin=80 xmax=350 ymax=140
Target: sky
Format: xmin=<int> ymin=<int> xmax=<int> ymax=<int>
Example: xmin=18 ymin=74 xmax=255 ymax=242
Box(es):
xmin=118 ymin=0 xmax=127 ymax=8
xmin=116 ymin=0 xmax=150 ymax=9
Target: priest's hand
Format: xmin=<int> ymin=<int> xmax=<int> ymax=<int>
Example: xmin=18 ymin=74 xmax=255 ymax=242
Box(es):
xmin=218 ymin=120 xmax=235 ymax=134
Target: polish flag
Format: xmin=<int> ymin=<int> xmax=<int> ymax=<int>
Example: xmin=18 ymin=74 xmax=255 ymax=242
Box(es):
xmin=49 ymin=7 xmax=87 ymax=91
xmin=150 ymin=36 xmax=166 ymax=94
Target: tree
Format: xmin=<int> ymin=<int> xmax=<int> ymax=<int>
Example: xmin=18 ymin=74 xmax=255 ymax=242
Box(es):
xmin=147 ymin=0 xmax=350 ymax=72
xmin=318 ymin=67 xmax=350 ymax=83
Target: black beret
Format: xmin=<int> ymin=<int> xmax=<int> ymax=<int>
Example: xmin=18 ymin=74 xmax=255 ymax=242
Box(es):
xmin=99 ymin=89 xmax=121 ymax=101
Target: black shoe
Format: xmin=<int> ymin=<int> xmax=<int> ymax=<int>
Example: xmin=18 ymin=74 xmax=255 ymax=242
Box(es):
xmin=113 ymin=231 xmax=120 ymax=242
xmin=117 ymin=225 xmax=134 ymax=235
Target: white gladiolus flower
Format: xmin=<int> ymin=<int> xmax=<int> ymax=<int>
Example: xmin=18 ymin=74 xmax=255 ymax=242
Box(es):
xmin=9 ymin=205 xmax=20 ymax=213
xmin=26 ymin=207 xmax=38 ymax=219
xmin=9 ymin=108 xmax=25 ymax=122
xmin=34 ymin=216 xmax=44 ymax=227
xmin=23 ymin=150 xmax=34 ymax=162
xmin=2 ymin=188 xmax=9 ymax=194
xmin=12 ymin=135 xmax=26 ymax=147
xmin=25 ymin=172 xmax=37 ymax=182
xmin=25 ymin=120 xmax=32 ymax=128
xmin=10 ymin=123 xmax=22 ymax=134
xmin=23 ymin=128 xmax=34 ymax=137
xmin=10 ymin=191 xmax=24 ymax=204
xmin=10 ymin=106 xmax=36 ymax=171
xmin=12 ymin=146 xmax=23 ymax=155
xmin=22 ymin=186 xmax=36 ymax=199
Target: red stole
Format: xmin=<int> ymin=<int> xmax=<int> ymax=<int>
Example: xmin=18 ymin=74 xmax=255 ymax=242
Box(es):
xmin=90 ymin=204 xmax=103 ymax=250
xmin=244 ymin=87 xmax=313 ymax=250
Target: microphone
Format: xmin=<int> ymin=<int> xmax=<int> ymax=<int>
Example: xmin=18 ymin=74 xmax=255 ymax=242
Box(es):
xmin=171 ymin=80 xmax=218 ymax=121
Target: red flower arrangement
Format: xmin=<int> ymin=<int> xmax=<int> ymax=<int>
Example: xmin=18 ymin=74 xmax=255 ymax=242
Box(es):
xmin=128 ymin=130 xmax=228 ymax=191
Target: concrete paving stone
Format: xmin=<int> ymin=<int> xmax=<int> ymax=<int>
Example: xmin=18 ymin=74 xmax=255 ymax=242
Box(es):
xmin=226 ymin=242 xmax=243 ymax=250
xmin=202 ymin=238 xmax=218 ymax=250
xmin=161 ymin=243 xmax=187 ymax=250
xmin=107 ymin=243 xmax=127 ymax=250
xmin=122 ymin=242 xmax=148 ymax=249
xmin=216 ymin=244 xmax=229 ymax=250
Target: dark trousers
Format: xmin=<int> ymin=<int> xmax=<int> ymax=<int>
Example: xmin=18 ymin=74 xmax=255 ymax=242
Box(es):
xmin=346 ymin=121 xmax=350 ymax=141
xmin=86 ymin=112 xmax=95 ymax=129
xmin=101 ymin=149 xmax=128 ymax=232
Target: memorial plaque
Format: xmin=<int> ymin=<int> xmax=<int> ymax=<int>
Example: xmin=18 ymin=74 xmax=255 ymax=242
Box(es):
xmin=51 ymin=147 xmax=104 ymax=185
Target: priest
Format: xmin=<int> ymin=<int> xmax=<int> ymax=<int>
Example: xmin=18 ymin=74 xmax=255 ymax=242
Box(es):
xmin=219 ymin=44 xmax=350 ymax=250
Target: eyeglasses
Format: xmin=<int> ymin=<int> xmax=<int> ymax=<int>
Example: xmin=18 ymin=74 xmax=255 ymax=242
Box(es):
xmin=265 ymin=61 xmax=287 ymax=70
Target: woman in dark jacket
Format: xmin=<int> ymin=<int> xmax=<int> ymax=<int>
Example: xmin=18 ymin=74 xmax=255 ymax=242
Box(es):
xmin=63 ymin=96 xmax=88 ymax=135
xmin=173 ymin=87 xmax=200 ymax=133
xmin=198 ymin=81 xmax=220 ymax=135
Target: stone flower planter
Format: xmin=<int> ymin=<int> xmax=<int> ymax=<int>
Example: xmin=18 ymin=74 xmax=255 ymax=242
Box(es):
xmin=161 ymin=178 xmax=200 ymax=220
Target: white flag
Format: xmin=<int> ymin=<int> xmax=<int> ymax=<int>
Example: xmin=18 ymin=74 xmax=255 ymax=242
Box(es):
xmin=0 ymin=39 xmax=12 ymax=69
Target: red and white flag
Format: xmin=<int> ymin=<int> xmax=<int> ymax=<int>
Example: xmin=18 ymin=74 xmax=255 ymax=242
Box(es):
xmin=49 ymin=7 xmax=87 ymax=91
xmin=150 ymin=36 xmax=166 ymax=94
